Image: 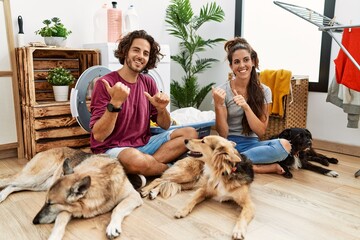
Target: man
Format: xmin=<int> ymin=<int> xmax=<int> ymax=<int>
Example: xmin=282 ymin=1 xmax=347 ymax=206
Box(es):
xmin=90 ymin=30 xmax=198 ymax=189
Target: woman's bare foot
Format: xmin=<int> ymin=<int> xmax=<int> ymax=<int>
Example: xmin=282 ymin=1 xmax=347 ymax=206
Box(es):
xmin=253 ymin=163 xmax=285 ymax=175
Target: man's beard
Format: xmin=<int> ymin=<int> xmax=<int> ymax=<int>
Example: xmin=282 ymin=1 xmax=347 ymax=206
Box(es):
xmin=125 ymin=57 xmax=145 ymax=73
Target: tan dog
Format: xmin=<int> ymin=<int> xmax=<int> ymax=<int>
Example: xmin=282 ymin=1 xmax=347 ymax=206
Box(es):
xmin=142 ymin=135 xmax=255 ymax=239
xmin=140 ymin=151 xmax=204 ymax=200
xmin=0 ymin=147 xmax=143 ymax=240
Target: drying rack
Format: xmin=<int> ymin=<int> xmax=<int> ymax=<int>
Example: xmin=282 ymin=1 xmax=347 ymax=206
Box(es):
xmin=274 ymin=1 xmax=360 ymax=71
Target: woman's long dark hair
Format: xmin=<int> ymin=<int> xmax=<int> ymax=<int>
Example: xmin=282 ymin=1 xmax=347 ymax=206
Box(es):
xmin=114 ymin=30 xmax=163 ymax=72
xmin=224 ymin=37 xmax=266 ymax=135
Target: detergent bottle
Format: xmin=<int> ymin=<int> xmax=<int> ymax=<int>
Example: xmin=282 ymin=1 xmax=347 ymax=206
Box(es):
xmin=124 ymin=4 xmax=139 ymax=33
xmin=107 ymin=1 xmax=123 ymax=42
xmin=93 ymin=4 xmax=108 ymax=43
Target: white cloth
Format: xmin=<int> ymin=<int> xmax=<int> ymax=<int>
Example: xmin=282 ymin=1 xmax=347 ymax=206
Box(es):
xmin=170 ymin=107 xmax=215 ymax=125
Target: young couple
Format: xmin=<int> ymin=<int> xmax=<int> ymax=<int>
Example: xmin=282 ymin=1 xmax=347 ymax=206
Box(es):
xmin=90 ymin=30 xmax=290 ymax=189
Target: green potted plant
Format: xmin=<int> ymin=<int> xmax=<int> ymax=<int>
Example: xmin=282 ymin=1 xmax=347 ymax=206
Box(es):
xmin=35 ymin=17 xmax=72 ymax=47
xmin=47 ymin=67 xmax=75 ymax=101
xmin=165 ymin=0 xmax=225 ymax=109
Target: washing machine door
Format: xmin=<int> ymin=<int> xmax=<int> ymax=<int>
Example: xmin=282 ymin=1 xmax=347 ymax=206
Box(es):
xmin=145 ymin=70 xmax=165 ymax=93
xmin=70 ymin=66 xmax=111 ymax=132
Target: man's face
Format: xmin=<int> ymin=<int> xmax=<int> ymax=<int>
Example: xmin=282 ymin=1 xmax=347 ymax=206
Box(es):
xmin=125 ymin=38 xmax=151 ymax=73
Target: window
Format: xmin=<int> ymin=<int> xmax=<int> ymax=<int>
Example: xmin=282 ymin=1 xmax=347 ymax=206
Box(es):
xmin=235 ymin=0 xmax=336 ymax=92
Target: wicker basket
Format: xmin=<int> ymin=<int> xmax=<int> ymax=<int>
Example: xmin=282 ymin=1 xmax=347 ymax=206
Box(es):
xmin=264 ymin=78 xmax=309 ymax=139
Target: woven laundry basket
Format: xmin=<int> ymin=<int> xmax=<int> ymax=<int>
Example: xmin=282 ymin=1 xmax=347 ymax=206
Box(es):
xmin=264 ymin=78 xmax=309 ymax=139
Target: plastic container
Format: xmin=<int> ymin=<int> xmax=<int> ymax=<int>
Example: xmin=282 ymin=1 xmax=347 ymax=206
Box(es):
xmin=93 ymin=2 xmax=122 ymax=43
xmin=93 ymin=4 xmax=108 ymax=43
xmin=150 ymin=120 xmax=215 ymax=138
xmin=107 ymin=1 xmax=123 ymax=42
xmin=124 ymin=4 xmax=139 ymax=33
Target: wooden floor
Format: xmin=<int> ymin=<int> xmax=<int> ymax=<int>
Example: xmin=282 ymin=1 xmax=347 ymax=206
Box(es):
xmin=0 ymin=150 xmax=359 ymax=240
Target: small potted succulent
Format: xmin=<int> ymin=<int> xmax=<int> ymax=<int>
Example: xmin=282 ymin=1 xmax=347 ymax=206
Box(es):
xmin=47 ymin=67 xmax=75 ymax=101
xmin=35 ymin=17 xmax=72 ymax=47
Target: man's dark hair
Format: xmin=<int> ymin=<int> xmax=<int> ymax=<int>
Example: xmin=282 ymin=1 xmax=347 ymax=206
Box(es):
xmin=114 ymin=30 xmax=163 ymax=71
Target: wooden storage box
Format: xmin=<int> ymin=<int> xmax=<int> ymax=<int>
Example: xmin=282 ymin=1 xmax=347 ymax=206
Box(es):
xmin=16 ymin=47 xmax=100 ymax=159
xmin=264 ymin=78 xmax=309 ymax=139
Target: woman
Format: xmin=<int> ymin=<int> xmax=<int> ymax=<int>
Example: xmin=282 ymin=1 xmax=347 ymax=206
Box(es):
xmin=212 ymin=37 xmax=291 ymax=174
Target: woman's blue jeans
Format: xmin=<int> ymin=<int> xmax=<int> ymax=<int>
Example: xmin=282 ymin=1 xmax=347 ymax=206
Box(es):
xmin=227 ymin=135 xmax=289 ymax=164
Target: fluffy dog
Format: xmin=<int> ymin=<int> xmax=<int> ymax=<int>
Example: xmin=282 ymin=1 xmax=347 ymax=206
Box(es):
xmin=0 ymin=147 xmax=143 ymax=240
xmin=140 ymin=152 xmax=204 ymax=200
xmin=143 ymin=135 xmax=254 ymax=239
xmin=274 ymin=128 xmax=339 ymax=178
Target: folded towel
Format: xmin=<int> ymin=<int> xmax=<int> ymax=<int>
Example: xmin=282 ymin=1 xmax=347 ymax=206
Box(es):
xmin=260 ymin=69 xmax=292 ymax=117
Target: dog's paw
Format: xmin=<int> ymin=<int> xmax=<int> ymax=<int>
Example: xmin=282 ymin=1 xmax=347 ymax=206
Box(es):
xmin=140 ymin=189 xmax=149 ymax=198
xmin=328 ymin=158 xmax=339 ymax=164
xmin=282 ymin=171 xmax=293 ymax=179
xmin=174 ymin=208 xmax=190 ymax=218
xmin=106 ymin=221 xmax=121 ymax=239
xmin=325 ymin=170 xmax=339 ymax=177
xmin=232 ymin=229 xmax=246 ymax=240
xmin=149 ymin=189 xmax=160 ymax=200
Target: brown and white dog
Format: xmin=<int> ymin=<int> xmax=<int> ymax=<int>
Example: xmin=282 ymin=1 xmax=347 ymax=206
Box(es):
xmin=142 ymin=135 xmax=255 ymax=240
xmin=0 ymin=147 xmax=143 ymax=240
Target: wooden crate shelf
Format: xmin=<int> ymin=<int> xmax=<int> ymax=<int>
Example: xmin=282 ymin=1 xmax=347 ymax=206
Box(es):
xmin=16 ymin=47 xmax=100 ymax=159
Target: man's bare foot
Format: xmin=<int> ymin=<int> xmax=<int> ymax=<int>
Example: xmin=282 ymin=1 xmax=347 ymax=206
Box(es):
xmin=253 ymin=163 xmax=285 ymax=175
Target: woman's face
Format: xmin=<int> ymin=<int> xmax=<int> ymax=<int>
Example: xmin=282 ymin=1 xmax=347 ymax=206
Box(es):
xmin=230 ymin=49 xmax=253 ymax=81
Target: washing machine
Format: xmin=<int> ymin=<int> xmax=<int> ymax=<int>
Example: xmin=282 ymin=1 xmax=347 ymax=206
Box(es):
xmin=70 ymin=43 xmax=171 ymax=132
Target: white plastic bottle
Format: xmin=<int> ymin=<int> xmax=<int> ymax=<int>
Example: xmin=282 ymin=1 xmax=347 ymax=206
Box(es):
xmin=125 ymin=5 xmax=139 ymax=33
xmin=93 ymin=4 xmax=108 ymax=43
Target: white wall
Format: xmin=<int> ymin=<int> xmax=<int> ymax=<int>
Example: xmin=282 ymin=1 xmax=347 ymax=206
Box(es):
xmin=9 ymin=0 xmax=360 ymax=147
xmin=9 ymin=0 xmax=234 ymax=109
xmin=307 ymin=0 xmax=360 ymax=146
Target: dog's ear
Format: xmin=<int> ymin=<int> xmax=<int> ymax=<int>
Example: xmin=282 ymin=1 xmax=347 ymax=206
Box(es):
xmin=68 ymin=176 xmax=91 ymax=202
xmin=279 ymin=128 xmax=292 ymax=139
xmin=63 ymin=158 xmax=74 ymax=175
xmin=304 ymin=128 xmax=312 ymax=139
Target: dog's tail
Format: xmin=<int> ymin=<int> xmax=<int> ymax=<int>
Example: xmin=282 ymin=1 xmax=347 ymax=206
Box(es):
xmin=159 ymin=181 xmax=182 ymax=199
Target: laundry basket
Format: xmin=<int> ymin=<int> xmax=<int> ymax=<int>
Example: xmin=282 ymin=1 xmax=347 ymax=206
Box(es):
xmin=264 ymin=78 xmax=309 ymax=139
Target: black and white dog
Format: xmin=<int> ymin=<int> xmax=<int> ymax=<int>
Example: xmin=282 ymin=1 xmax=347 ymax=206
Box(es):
xmin=272 ymin=128 xmax=339 ymax=178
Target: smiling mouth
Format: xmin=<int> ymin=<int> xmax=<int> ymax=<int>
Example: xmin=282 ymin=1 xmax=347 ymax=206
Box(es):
xmin=187 ymin=151 xmax=203 ymax=158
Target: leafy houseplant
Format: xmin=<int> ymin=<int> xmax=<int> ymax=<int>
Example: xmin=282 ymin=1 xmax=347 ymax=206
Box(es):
xmin=165 ymin=0 xmax=225 ymax=108
xmin=47 ymin=67 xmax=75 ymax=101
xmin=47 ymin=67 xmax=75 ymax=86
xmin=35 ymin=17 xmax=72 ymax=47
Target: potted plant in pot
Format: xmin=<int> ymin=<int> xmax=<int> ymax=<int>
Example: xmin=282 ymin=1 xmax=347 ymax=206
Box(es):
xmin=47 ymin=67 xmax=75 ymax=101
xmin=165 ymin=0 xmax=225 ymax=109
xmin=35 ymin=17 xmax=72 ymax=47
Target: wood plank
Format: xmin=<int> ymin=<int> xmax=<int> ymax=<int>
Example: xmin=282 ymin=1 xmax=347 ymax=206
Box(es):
xmin=313 ymin=139 xmax=360 ymax=157
xmin=33 ymin=59 xmax=79 ymax=70
xmin=35 ymin=137 xmax=90 ymax=153
xmin=34 ymin=126 xmax=88 ymax=140
xmin=34 ymin=116 xmax=78 ymax=130
xmin=33 ymin=104 xmax=71 ymax=117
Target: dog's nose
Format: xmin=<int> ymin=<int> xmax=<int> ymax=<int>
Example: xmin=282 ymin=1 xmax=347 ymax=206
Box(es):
xmin=184 ymin=139 xmax=189 ymax=144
